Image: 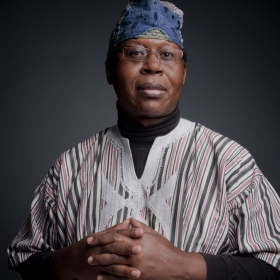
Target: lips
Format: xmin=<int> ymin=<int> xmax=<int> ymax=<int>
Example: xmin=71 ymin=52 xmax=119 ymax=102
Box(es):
xmin=137 ymin=83 xmax=166 ymax=91
xmin=136 ymin=83 xmax=166 ymax=97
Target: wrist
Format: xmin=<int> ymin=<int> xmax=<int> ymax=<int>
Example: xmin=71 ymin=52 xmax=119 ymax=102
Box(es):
xmin=53 ymin=247 xmax=74 ymax=280
xmin=171 ymin=250 xmax=207 ymax=280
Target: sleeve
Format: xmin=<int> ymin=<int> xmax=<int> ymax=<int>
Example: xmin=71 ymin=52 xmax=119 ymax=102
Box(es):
xmin=228 ymin=174 xmax=280 ymax=269
xmin=225 ymin=148 xmax=280 ymax=271
xmin=7 ymin=158 xmax=61 ymax=269
xmin=11 ymin=252 xmax=57 ymax=280
xmin=199 ymin=143 xmax=280 ymax=279
xmin=203 ymin=253 xmax=280 ymax=280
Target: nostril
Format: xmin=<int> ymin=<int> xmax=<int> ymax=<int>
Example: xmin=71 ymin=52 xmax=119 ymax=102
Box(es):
xmin=143 ymin=68 xmax=152 ymax=74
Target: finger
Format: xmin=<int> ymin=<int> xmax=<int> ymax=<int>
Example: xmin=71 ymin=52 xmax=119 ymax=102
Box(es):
xmin=101 ymin=242 xmax=141 ymax=255
xmin=98 ymin=265 xmax=141 ymax=279
xmin=99 ymin=219 xmax=131 ymax=235
xmin=87 ymin=228 xmax=143 ymax=246
xmin=88 ymin=253 xmax=128 ymax=266
xmin=130 ymin=217 xmax=153 ymax=232
xmin=112 ymin=219 xmax=131 ymax=230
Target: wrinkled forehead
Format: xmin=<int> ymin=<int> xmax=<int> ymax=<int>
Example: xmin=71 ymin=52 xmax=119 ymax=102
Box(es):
xmin=109 ymin=0 xmax=184 ymax=50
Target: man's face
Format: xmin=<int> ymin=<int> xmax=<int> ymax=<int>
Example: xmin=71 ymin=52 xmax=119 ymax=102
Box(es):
xmin=106 ymin=38 xmax=187 ymax=126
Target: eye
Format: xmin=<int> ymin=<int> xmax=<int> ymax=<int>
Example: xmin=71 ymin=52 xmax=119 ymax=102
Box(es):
xmin=128 ymin=48 xmax=145 ymax=57
xmin=159 ymin=50 xmax=175 ymax=60
xmin=162 ymin=52 xmax=172 ymax=57
xmin=131 ymin=51 xmax=143 ymax=56
xmin=122 ymin=47 xmax=147 ymax=61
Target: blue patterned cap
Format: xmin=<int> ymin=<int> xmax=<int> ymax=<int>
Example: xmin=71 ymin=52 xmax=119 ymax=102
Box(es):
xmin=110 ymin=0 xmax=184 ymax=49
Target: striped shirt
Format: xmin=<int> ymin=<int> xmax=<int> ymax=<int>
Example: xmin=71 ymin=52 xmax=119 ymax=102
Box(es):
xmin=8 ymin=119 xmax=280 ymax=270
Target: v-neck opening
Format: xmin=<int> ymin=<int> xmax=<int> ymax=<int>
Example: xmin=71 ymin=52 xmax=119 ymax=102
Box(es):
xmin=107 ymin=119 xmax=194 ymax=193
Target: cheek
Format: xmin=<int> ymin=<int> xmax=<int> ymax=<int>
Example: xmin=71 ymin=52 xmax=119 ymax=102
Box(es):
xmin=116 ymin=60 xmax=139 ymax=78
xmin=114 ymin=66 xmax=138 ymax=91
xmin=167 ymin=73 xmax=185 ymax=92
xmin=166 ymin=64 xmax=186 ymax=84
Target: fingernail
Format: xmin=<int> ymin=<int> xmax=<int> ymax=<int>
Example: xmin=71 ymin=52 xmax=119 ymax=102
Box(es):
xmin=135 ymin=228 xmax=143 ymax=236
xmin=131 ymin=270 xmax=141 ymax=278
xmin=132 ymin=245 xmax=141 ymax=254
xmin=97 ymin=276 xmax=103 ymax=280
xmin=87 ymin=236 xmax=93 ymax=243
xmin=88 ymin=256 xmax=93 ymax=264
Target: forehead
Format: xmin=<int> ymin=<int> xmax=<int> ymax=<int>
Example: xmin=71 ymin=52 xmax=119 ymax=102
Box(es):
xmin=117 ymin=38 xmax=182 ymax=50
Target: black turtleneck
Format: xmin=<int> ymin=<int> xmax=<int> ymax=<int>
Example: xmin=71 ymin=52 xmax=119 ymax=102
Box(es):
xmin=118 ymin=105 xmax=180 ymax=178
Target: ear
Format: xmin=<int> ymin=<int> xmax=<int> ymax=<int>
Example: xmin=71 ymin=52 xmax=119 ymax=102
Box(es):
xmin=105 ymin=59 xmax=113 ymax=85
xmin=182 ymin=63 xmax=187 ymax=85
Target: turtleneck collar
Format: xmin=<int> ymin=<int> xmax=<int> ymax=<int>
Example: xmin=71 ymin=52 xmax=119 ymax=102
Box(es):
xmin=117 ymin=103 xmax=181 ymax=147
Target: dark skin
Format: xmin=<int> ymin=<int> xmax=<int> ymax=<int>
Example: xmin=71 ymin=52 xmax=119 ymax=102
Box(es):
xmin=53 ymin=219 xmax=143 ymax=280
xmin=53 ymin=218 xmax=207 ymax=280
xmin=93 ymin=218 xmax=207 ymax=280
xmin=53 ymin=38 xmax=207 ymax=280
xmin=106 ymin=38 xmax=187 ymax=126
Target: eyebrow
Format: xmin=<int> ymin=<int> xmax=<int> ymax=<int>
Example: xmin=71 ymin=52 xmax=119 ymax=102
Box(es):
xmin=121 ymin=39 xmax=179 ymax=48
xmin=120 ymin=44 xmax=181 ymax=50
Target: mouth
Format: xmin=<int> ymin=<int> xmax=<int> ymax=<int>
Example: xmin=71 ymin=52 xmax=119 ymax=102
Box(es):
xmin=136 ymin=83 xmax=166 ymax=97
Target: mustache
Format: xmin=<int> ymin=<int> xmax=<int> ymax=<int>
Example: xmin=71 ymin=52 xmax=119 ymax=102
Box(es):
xmin=137 ymin=83 xmax=166 ymax=91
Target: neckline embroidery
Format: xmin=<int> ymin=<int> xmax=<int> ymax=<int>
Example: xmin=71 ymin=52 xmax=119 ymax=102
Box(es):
xmin=107 ymin=118 xmax=194 ymax=193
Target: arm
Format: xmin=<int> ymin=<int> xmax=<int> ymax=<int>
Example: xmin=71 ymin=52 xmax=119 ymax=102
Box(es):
xmin=9 ymin=218 xmax=143 ymax=279
xmin=203 ymin=253 xmax=280 ymax=280
xmin=13 ymin=220 xmax=280 ymax=280
xmin=93 ymin=218 xmax=280 ymax=280
xmin=92 ymin=217 xmax=207 ymax=280
xmin=11 ymin=252 xmax=57 ymax=280
xmin=8 ymin=156 xmax=142 ymax=280
xmin=8 ymin=161 xmax=61 ymax=271
xmin=10 ymin=220 xmax=144 ymax=280
xmin=53 ymin=224 xmax=143 ymax=280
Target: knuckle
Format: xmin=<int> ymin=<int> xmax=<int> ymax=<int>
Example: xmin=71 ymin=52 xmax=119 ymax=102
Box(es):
xmin=112 ymin=232 xmax=119 ymax=241
xmin=109 ymin=254 xmax=118 ymax=263
xmin=91 ymin=234 xmax=99 ymax=244
xmin=100 ymin=254 xmax=109 ymax=265
xmin=107 ymin=264 xmax=116 ymax=274
xmin=109 ymin=242 xmax=116 ymax=253
xmin=125 ymin=244 xmax=131 ymax=253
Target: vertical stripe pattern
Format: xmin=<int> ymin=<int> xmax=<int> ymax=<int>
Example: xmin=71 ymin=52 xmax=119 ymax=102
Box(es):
xmin=8 ymin=119 xmax=280 ymax=270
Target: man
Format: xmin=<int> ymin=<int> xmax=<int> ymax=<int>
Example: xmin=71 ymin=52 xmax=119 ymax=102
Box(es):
xmin=8 ymin=0 xmax=280 ymax=279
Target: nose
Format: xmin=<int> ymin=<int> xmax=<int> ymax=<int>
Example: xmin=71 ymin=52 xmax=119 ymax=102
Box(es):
xmin=141 ymin=50 xmax=164 ymax=75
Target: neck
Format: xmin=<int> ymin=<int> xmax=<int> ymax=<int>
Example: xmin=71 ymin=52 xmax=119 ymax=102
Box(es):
xmin=117 ymin=103 xmax=181 ymax=146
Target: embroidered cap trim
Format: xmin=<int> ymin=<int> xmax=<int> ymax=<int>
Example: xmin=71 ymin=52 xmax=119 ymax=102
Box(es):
xmin=137 ymin=28 xmax=169 ymax=40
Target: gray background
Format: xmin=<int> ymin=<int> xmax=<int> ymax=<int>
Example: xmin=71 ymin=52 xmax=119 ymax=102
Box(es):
xmin=1 ymin=0 xmax=280 ymax=279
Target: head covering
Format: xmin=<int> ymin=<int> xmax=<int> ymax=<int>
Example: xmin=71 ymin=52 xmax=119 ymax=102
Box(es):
xmin=109 ymin=0 xmax=184 ymax=49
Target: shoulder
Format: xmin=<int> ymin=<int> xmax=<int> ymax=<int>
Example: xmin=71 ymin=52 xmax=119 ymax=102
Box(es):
xmin=58 ymin=125 xmax=117 ymax=169
xmin=184 ymin=119 xmax=248 ymax=159
xmin=183 ymin=119 xmax=262 ymax=192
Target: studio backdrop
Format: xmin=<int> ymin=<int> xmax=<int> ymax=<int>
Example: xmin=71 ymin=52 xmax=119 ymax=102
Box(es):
xmin=1 ymin=1 xmax=279 ymax=279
